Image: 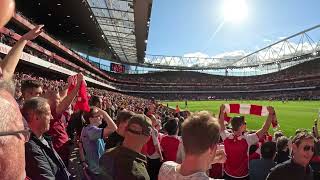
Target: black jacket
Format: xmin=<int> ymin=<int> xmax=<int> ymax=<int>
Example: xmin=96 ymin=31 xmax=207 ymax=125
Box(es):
xmin=274 ymin=150 xmax=290 ymax=164
xmin=266 ymin=159 xmax=313 ymax=180
xmin=25 ymin=133 xmax=70 ymax=180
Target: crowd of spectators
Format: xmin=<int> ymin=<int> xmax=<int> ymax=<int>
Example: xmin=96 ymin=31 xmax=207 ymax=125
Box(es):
xmin=0 ymin=30 xmax=117 ymax=88
xmin=1 ymin=68 xmax=320 ymax=180
xmin=1 ymin=28 xmax=320 ymax=97
xmin=1 ymin=2 xmax=320 ymax=180
xmin=118 ymin=78 xmax=320 ymax=92
xmin=132 ymin=90 xmax=320 ymax=101
xmin=106 ymin=58 xmax=320 ymax=86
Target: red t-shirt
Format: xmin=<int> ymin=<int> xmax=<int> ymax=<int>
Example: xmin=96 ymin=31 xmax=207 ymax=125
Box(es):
xmin=209 ymin=163 xmax=223 ymax=179
xmin=311 ymin=155 xmax=320 ymax=163
xmin=221 ymin=130 xmax=259 ymax=178
xmin=160 ymin=135 xmax=181 ymax=162
xmin=249 ymin=152 xmax=261 ymax=161
xmin=144 ymin=132 xmax=163 ymax=159
xmin=47 ymin=111 xmax=69 ymax=151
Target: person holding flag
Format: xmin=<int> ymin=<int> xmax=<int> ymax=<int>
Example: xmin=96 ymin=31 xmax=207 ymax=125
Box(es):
xmin=218 ymin=104 xmax=276 ymax=180
xmin=44 ymin=73 xmax=86 ymax=166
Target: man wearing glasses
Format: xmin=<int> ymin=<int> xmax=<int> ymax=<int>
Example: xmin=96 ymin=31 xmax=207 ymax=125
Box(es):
xmin=267 ymin=132 xmax=315 ymax=180
xmin=22 ymin=97 xmax=70 ymax=180
xmin=0 ymin=89 xmax=27 ymax=180
xmin=99 ymin=114 xmax=152 ymax=180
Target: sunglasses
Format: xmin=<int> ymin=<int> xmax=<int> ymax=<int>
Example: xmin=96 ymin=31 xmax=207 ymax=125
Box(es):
xmin=303 ymin=145 xmax=314 ymax=152
xmin=127 ymin=127 xmax=152 ymax=137
xmin=0 ymin=128 xmax=31 ymax=142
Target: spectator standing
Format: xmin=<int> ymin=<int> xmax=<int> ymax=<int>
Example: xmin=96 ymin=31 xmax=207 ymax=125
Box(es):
xmin=218 ymin=104 xmax=275 ymax=180
xmin=274 ymin=136 xmax=291 ymax=164
xmin=44 ymin=73 xmax=83 ymax=166
xmin=267 ymin=132 xmax=315 ymax=180
xmin=105 ymin=110 xmax=134 ymax=150
xmin=249 ymin=141 xmax=277 ymax=180
xmin=79 ymin=107 xmax=117 ymax=178
xmin=145 ymin=115 xmax=164 ymax=180
xmin=159 ymin=111 xmax=225 ymax=180
xmin=160 ymin=118 xmax=181 ymax=162
xmin=99 ymin=114 xmax=152 ymax=180
xmin=89 ymin=95 xmax=103 ymax=109
xmin=23 ymin=97 xmax=70 ymax=180
xmin=21 ymin=79 xmax=43 ymax=101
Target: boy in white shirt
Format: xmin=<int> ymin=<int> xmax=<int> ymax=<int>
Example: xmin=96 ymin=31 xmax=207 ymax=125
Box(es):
xmin=159 ymin=111 xmax=225 ymax=180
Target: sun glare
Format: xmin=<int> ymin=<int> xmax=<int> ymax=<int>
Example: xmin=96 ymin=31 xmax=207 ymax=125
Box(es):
xmin=222 ymin=0 xmax=248 ymax=23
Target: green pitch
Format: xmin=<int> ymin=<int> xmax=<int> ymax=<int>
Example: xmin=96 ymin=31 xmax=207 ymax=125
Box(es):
xmin=163 ymin=100 xmax=320 ymax=136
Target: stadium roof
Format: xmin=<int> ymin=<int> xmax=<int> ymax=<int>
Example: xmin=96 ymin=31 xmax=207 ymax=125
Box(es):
xmin=85 ymin=0 xmax=152 ymax=64
xmin=143 ymin=24 xmax=320 ymax=70
xmin=14 ymin=0 xmax=152 ymax=64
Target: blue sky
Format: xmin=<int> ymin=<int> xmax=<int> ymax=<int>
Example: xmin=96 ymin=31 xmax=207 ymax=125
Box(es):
xmin=146 ymin=0 xmax=320 ymax=58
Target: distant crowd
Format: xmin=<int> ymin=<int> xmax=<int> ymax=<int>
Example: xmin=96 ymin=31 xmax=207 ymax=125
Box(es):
xmin=0 ymin=2 xmax=320 ymax=180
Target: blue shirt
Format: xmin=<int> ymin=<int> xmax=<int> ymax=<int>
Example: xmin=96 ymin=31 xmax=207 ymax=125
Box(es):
xmin=80 ymin=125 xmax=105 ymax=174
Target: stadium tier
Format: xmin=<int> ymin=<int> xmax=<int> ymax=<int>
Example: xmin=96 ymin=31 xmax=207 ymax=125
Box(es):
xmin=1 ymin=1 xmax=320 ymax=180
xmin=1 ymin=22 xmax=319 ymax=100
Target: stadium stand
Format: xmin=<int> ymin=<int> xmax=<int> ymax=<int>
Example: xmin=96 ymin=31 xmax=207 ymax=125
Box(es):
xmin=0 ymin=1 xmax=320 ymax=180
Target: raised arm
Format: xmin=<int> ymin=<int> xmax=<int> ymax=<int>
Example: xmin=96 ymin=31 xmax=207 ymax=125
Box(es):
xmin=58 ymin=84 xmax=69 ymax=101
xmin=56 ymin=73 xmax=83 ymax=115
xmin=1 ymin=25 xmax=43 ymax=80
xmin=218 ymin=104 xmax=226 ymax=131
xmin=97 ymin=107 xmax=118 ymax=138
xmin=256 ymin=106 xmax=275 ymax=139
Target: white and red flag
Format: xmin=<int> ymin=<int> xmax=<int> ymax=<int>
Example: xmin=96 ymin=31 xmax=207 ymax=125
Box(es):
xmin=224 ymin=104 xmax=279 ymax=128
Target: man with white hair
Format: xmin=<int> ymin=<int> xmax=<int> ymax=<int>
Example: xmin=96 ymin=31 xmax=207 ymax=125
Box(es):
xmin=22 ymin=97 xmax=70 ymax=179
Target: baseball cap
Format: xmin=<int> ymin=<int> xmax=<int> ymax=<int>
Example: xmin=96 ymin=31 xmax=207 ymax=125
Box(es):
xmin=127 ymin=114 xmax=152 ymax=136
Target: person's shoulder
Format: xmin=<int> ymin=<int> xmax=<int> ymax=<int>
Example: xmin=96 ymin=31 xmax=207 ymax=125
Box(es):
xmin=87 ymin=125 xmax=101 ymax=131
xmin=159 ymin=161 xmax=178 ymax=175
xmin=108 ymin=131 xmax=117 ymax=137
xmin=100 ymin=147 xmax=118 ymax=164
xmin=25 ymin=137 xmax=46 ymax=157
xmin=244 ymin=132 xmax=258 ymax=140
xmin=162 ymin=161 xmax=179 ymax=168
xmin=80 ymin=125 xmax=89 ymax=134
xmin=104 ymin=146 xmax=119 ymax=155
xmin=270 ymin=159 xmax=291 ymax=171
xmin=25 ymin=138 xmax=38 ymax=151
xmin=85 ymin=125 xmax=103 ymax=135
xmin=249 ymin=159 xmax=260 ymax=166
xmin=26 ymin=134 xmax=45 ymax=148
xmin=267 ymin=160 xmax=291 ymax=179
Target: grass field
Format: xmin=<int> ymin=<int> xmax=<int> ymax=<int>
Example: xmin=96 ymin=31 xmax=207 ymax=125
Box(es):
xmin=163 ymin=100 xmax=320 ymax=136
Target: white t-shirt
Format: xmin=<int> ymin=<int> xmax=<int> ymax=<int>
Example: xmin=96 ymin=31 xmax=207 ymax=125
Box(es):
xmin=158 ymin=161 xmax=216 ymax=180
